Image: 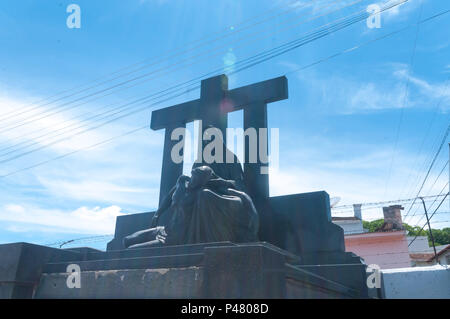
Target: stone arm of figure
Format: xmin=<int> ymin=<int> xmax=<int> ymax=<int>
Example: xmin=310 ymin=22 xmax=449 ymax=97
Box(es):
xmin=150 ymin=189 xmax=173 ymax=227
xmin=150 ymin=181 xmax=184 ymax=228
xmin=204 ymin=178 xmax=236 ymax=191
xmin=172 ymin=175 xmax=191 ymax=205
xmin=151 ymin=175 xmax=190 ymax=228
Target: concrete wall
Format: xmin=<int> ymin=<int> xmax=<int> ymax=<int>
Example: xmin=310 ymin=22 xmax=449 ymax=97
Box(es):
xmin=381 ymin=265 xmax=450 ymax=299
xmin=345 ymin=231 xmax=411 ymax=269
xmin=35 ymin=267 xmax=204 ymax=299
xmin=437 ymin=251 xmax=450 ymax=266
xmin=333 ymin=219 xmax=366 ymax=235
xmin=407 ymin=236 xmax=430 ymax=253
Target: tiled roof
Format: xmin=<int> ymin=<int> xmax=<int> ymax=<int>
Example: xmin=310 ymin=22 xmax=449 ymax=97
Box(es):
xmin=409 ymin=253 xmax=434 ymax=261
xmin=426 ymin=245 xmax=450 ymax=262
xmin=332 ymin=217 xmax=360 ymax=221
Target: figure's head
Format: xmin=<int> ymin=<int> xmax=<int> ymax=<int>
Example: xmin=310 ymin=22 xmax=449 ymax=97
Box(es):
xmin=189 ymin=166 xmax=213 ymax=190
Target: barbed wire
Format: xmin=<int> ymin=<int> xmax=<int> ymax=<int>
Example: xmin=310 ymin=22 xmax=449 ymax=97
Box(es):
xmin=331 ymin=193 xmax=446 ymax=212
xmin=408 ymin=193 xmax=449 ymax=247
xmin=44 ymin=234 xmax=114 ymax=248
xmin=45 ymin=235 xmax=447 ymax=261
xmin=405 ymin=181 xmax=449 ymax=224
xmin=42 ymin=212 xmax=449 ymax=249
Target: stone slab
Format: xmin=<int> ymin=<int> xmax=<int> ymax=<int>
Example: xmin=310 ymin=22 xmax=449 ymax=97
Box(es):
xmin=266 ymin=191 xmax=345 ymax=255
xmin=1 ymin=241 xmax=368 ymax=299
xmin=35 ymin=243 xmax=360 ymax=299
xmin=293 ymin=251 xmax=368 ymax=297
xmin=35 ymin=267 xmax=204 ymax=299
xmin=44 ymin=254 xmax=204 ymax=273
xmin=380 ymin=265 xmax=450 ymax=299
xmin=92 ymin=241 xmax=237 ymax=261
xmin=285 ymin=264 xmax=359 ymax=298
xmin=202 ymin=243 xmax=287 ymax=298
xmin=0 ymin=242 xmax=82 ymax=298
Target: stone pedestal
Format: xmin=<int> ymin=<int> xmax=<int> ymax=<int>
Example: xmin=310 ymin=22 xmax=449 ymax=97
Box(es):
xmin=0 ymin=241 xmax=368 ymax=299
xmin=0 ymin=243 xmax=80 ymax=298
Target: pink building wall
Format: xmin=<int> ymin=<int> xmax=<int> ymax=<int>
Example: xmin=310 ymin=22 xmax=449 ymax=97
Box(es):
xmin=344 ymin=231 xmax=412 ymax=269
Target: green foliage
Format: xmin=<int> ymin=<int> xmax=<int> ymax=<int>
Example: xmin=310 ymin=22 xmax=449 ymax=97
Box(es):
xmin=362 ymin=219 xmax=384 ymax=232
xmin=403 ymin=224 xmax=427 ymax=237
xmin=431 ymin=228 xmax=450 ymax=246
xmin=362 ymin=220 xmax=450 ymax=246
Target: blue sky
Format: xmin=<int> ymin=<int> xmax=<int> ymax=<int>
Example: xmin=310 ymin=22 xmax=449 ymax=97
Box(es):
xmin=0 ymin=0 xmax=449 ymax=249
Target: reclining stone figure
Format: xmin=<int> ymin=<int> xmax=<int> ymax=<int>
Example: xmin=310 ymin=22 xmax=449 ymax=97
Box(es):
xmin=123 ymin=142 xmax=259 ymax=249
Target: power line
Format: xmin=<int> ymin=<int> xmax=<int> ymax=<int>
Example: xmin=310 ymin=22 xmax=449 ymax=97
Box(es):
xmin=333 ymin=159 xmax=448 ymax=217
xmin=410 ymin=182 xmax=449 ymax=226
xmin=398 ymin=77 xmax=450 ymax=200
xmin=425 ymin=160 xmax=448 ymax=197
xmin=384 ymin=0 xmax=424 ymax=199
xmin=0 ymin=0 xmax=398 ymax=164
xmin=0 ymin=1 xmax=352 ymax=160
xmin=332 ymin=193 xmax=447 ymax=210
xmin=0 ymin=0 xmax=363 ymax=164
xmin=404 ymin=124 xmax=450 ymax=221
xmin=44 ymin=234 xmax=114 ymax=248
xmin=1 ymin=2 xmax=445 ymax=179
xmin=0 ymin=0 xmax=314 ymax=124
xmin=2 ymin=0 xmax=411 ymax=168
xmin=406 ymin=160 xmax=449 ymax=219
xmin=0 ymin=0 xmax=358 ymax=135
xmin=0 ymin=125 xmax=147 ymax=178
xmin=408 ymin=192 xmax=449 ymax=247
xmin=46 ymin=235 xmax=448 ymax=262
xmin=349 ymin=247 xmax=449 ymax=258
xmin=403 ymin=117 xmax=450 ymax=204
xmin=0 ymin=83 xmax=201 ymax=163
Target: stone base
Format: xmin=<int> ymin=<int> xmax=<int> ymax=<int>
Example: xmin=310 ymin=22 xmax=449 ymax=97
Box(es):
xmin=0 ymin=243 xmax=82 ymax=298
xmin=35 ymin=265 xmax=356 ymax=299
xmin=35 ymin=267 xmax=203 ymax=299
xmin=0 ymin=241 xmax=368 ymax=299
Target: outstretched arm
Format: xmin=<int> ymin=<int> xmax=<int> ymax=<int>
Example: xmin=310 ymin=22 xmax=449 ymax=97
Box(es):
xmin=151 ymin=185 xmax=176 ymax=227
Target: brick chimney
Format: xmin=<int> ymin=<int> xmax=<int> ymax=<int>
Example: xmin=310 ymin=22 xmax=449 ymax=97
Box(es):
xmin=353 ymin=204 xmax=362 ymax=220
xmin=381 ymin=205 xmax=404 ymax=231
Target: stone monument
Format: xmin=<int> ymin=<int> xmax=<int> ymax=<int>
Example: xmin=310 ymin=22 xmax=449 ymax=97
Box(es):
xmin=0 ymin=75 xmax=369 ymax=299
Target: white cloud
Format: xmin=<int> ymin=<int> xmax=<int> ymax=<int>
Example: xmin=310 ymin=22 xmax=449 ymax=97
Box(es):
xmin=282 ymin=0 xmax=418 ymax=19
xmin=0 ymin=204 xmax=125 ymax=234
xmin=265 ymin=131 xmax=449 ymax=225
xmin=269 ymin=149 xmax=394 ymax=203
xmin=394 ymin=66 xmax=450 ymax=103
xmin=375 ymin=0 xmax=425 ymax=21
xmin=348 ymin=81 xmax=405 ymax=112
xmin=0 ymin=96 xmax=107 ymax=154
xmin=38 ymin=177 xmax=159 ymax=207
xmin=295 ymin=63 xmax=449 ymax=114
xmin=302 ymin=73 xmax=407 ymax=114
xmin=269 ymin=163 xmax=447 ymax=223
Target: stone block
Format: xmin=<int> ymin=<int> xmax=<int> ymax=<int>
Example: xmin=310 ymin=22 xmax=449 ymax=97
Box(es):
xmin=203 ymin=243 xmax=286 ymax=298
xmin=35 ymin=267 xmax=203 ymax=299
xmin=0 ymin=243 xmax=81 ymax=298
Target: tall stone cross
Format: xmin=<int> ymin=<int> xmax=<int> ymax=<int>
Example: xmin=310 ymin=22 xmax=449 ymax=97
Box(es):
xmin=151 ymin=74 xmax=288 ymax=205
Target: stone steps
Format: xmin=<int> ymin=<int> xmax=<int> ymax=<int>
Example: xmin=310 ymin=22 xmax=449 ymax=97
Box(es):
xmin=41 ymin=242 xmax=237 ymax=274
xmin=43 ymin=241 xmax=301 ymax=275
xmin=28 ymin=242 xmax=369 ymax=298
xmin=43 ymin=253 xmax=204 ymax=273
xmin=82 ymin=241 xmax=236 ymax=262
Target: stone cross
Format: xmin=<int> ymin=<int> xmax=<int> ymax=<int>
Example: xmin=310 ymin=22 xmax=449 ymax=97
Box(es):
xmin=151 ymin=74 xmax=288 ymax=205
